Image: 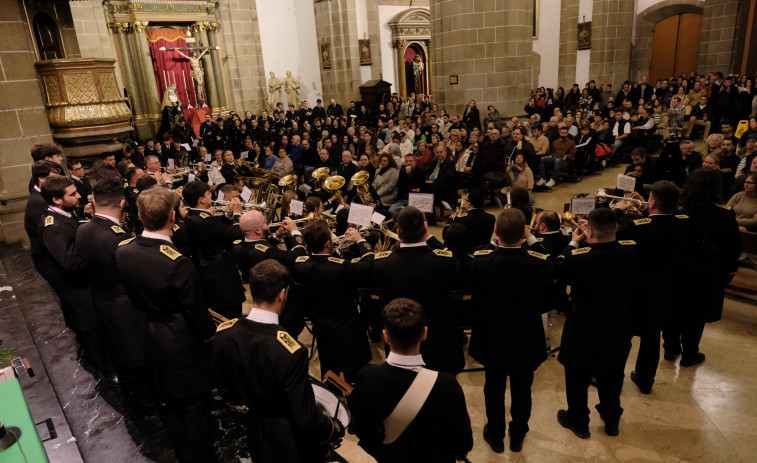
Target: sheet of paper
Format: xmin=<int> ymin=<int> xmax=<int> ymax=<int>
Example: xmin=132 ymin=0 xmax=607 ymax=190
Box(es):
xmin=167 ymin=158 xmax=175 ymax=170
xmin=347 ymin=203 xmax=374 ymax=228
xmin=371 ymin=211 xmax=386 ymax=225
xmin=408 ymin=193 xmax=434 ymax=213
xmin=217 ymin=190 xmax=225 ymax=202
xmin=204 ymin=153 xmax=212 ymax=162
xmin=290 ymin=199 xmax=304 ymax=216
xmin=616 ymin=174 xmax=636 ymax=192
xmin=240 ymin=186 xmax=253 ymax=203
xmin=240 ymin=150 xmax=249 ymax=160
xmin=192 ymin=139 xmax=199 ymax=147
xmin=188 ymin=173 xmax=196 ymax=182
xmin=181 ymin=143 xmax=191 ymax=152
xmin=571 ymin=197 xmax=596 ymax=216
xmin=335 ymin=204 xmax=344 ymax=213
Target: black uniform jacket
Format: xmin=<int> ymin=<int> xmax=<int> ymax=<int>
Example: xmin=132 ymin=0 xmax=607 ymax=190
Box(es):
xmin=38 ymin=209 xmax=98 ymax=333
xmin=24 ymin=188 xmax=48 ymax=257
xmin=444 ymin=208 xmax=495 ymax=250
xmin=184 ymin=209 xmax=245 ymax=309
xmin=556 ymin=240 xmax=639 ymax=371
xmin=372 ymin=245 xmax=464 ymax=374
xmin=469 ymin=242 xmax=553 ymax=371
xmin=115 ymin=236 xmax=214 ymax=398
xmin=213 ymin=317 xmax=336 ymax=463
xmin=76 ymin=216 xmax=145 ymax=367
xmin=535 ymin=230 xmax=571 ymax=258
xmin=349 ymin=362 xmax=473 ymax=463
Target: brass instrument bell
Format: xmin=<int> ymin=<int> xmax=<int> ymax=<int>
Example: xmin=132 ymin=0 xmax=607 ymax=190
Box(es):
xmin=323 ymin=175 xmax=347 ymax=205
xmin=350 ymin=170 xmax=374 ymax=205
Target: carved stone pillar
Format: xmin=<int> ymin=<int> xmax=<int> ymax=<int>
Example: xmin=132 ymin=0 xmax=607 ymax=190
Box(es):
xmin=192 ymin=22 xmax=219 ymax=111
xmin=206 ymin=22 xmax=228 ymax=112
xmin=393 ymin=40 xmax=408 ymax=97
xmin=111 ymin=22 xmax=150 ymax=138
xmin=132 ymin=21 xmax=162 ymax=129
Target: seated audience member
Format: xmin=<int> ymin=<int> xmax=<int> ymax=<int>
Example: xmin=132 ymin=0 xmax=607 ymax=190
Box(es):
xmin=97 ymin=153 xmax=120 ymax=181
xmin=537 ymin=126 xmax=575 ymax=188
xmin=349 ymin=298 xmax=473 ymax=462
xmin=271 ymin=147 xmax=293 ymax=177
xmin=507 ymin=154 xmax=534 ymax=200
xmin=372 ymin=153 xmax=400 ymax=207
xmin=727 ymin=172 xmax=757 ymax=232
xmin=426 ymin=142 xmax=457 ymax=213
xmin=697 ymin=134 xmax=723 ymax=161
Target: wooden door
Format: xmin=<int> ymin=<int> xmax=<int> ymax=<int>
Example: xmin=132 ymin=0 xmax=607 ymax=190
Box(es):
xmin=649 ymin=13 xmax=703 ymax=82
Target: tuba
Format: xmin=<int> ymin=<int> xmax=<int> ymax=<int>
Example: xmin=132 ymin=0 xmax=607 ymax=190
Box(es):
xmin=350 ymin=170 xmax=375 ymax=206
xmin=455 ymin=189 xmax=469 ymax=218
xmin=312 ymin=167 xmax=331 ymax=187
xmin=323 ymin=176 xmax=346 ymax=205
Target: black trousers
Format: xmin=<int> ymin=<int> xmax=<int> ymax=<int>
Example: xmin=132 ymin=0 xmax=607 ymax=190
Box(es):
xmin=165 ymin=393 xmax=213 ymax=463
xmin=634 ymin=328 xmax=661 ymax=389
xmin=564 ymin=364 xmax=625 ymax=427
xmin=483 ymin=369 xmax=534 ymax=439
xmin=662 ymin=318 xmax=705 ymax=360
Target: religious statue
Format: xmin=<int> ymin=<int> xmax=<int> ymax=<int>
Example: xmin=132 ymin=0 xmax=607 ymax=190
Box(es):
xmin=176 ymin=48 xmax=209 ymax=103
xmin=284 ymin=71 xmax=301 ymax=109
xmin=412 ymin=55 xmax=424 ymax=95
xmin=158 ymin=84 xmax=184 ymax=137
xmin=268 ymin=71 xmax=282 ymax=110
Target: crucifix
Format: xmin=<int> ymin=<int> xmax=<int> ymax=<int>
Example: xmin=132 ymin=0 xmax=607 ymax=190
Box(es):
xmin=159 ymin=45 xmax=220 ymax=106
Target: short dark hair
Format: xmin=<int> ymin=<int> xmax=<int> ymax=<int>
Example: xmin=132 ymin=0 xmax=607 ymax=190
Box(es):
xmin=182 ymin=180 xmax=210 ymax=208
xmin=125 ymin=167 xmax=140 ymax=184
xmin=102 ymin=152 xmax=115 ymax=160
xmin=396 ymin=206 xmax=426 ymax=243
xmin=93 ymin=177 xmax=124 ymax=208
xmin=382 ymin=298 xmax=425 ymax=353
xmin=136 ymin=175 xmax=157 ymax=192
xmin=537 ymin=210 xmax=561 ymax=232
xmin=304 ymin=195 xmax=322 ymax=214
xmin=495 ymin=208 xmax=526 ymax=244
xmin=32 ymin=160 xmax=63 ymax=184
xmin=650 ymin=180 xmax=680 ymax=214
xmin=682 ymin=167 xmax=722 ymax=208
xmin=66 ymin=158 xmax=82 ymax=170
xmin=31 ymin=143 xmax=62 ymax=162
xmin=587 ymin=207 xmax=617 ymax=239
xmin=302 ymin=219 xmax=332 ymax=253
xmin=41 ymin=176 xmax=74 ymax=205
xmin=137 ymin=187 xmax=177 ymax=231
xmin=467 ymin=189 xmax=485 ymax=209
xmin=249 ymin=259 xmax=291 ymax=305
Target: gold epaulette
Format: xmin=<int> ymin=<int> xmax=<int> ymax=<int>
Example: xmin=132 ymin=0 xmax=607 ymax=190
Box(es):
xmin=255 ymin=243 xmax=269 ymax=252
xmin=571 ymin=247 xmax=591 ymax=256
xmin=473 ymin=249 xmax=493 ymax=256
xmin=44 ymin=216 xmax=54 ymax=227
xmin=375 ymin=250 xmax=392 ymax=260
xmin=618 ymin=240 xmax=636 ymax=245
xmin=433 ymin=249 xmax=453 ymax=258
xmin=277 ymin=331 xmax=301 ymax=354
xmin=351 ymin=252 xmax=373 ymax=263
xmin=216 ymin=318 xmax=238 ymax=332
xmin=536 ymin=237 xmax=544 ymax=242
xmin=172 ymin=224 xmax=180 ymax=232
xmin=633 ymin=218 xmax=652 ymax=225
xmin=111 ymin=225 xmax=125 ymax=234
xmin=159 ymin=245 xmax=181 ymax=260
xmin=716 ymin=203 xmax=732 ymax=210
xmin=675 ymin=214 xmax=689 ymax=219
xmin=328 ymin=256 xmax=345 ymax=264
xmin=527 ymin=250 xmax=549 ymax=260
xmin=295 ymin=256 xmax=309 ymax=263
xmin=118 ymin=237 xmax=135 ymax=246
xmin=233 ymin=239 xmax=242 ymax=245
xmin=199 ymin=212 xmax=210 ymax=218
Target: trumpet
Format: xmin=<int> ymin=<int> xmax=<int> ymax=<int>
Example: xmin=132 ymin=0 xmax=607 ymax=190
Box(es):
xmin=211 ymin=200 xmax=262 ymax=215
xmin=595 ymin=189 xmax=646 ymax=211
xmin=267 ymin=214 xmax=317 ymax=234
xmin=454 ymin=189 xmax=469 ymax=218
xmin=561 ymin=211 xmax=582 ymax=230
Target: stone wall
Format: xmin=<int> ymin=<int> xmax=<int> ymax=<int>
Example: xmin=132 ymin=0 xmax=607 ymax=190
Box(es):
xmin=589 ymin=0 xmax=635 ymax=88
xmin=218 ymin=0 xmax=268 ymax=113
xmin=314 ymin=0 xmax=364 ymax=104
xmin=0 ymin=2 xmax=54 ymax=244
xmin=69 ymin=1 xmax=117 ymax=60
xmin=698 ymin=0 xmax=741 ymax=73
xmin=558 ymin=0 xmax=580 ymax=89
xmin=429 ymin=0 xmax=536 ymax=119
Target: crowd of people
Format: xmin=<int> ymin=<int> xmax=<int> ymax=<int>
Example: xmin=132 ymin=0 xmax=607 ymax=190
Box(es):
xmin=19 ymin=70 xmax=757 ymax=463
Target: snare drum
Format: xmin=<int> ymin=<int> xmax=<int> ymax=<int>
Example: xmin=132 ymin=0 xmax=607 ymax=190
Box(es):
xmin=309 ymin=377 xmax=351 ymax=426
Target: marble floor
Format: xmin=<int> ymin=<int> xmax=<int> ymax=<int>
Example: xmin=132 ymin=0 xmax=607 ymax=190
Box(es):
xmin=1 ymin=162 xmax=756 ymax=462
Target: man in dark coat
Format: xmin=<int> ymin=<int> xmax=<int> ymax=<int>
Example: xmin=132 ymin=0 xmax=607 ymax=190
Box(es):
xmin=462 ymin=99 xmax=481 ymax=131
xmin=426 ymin=143 xmax=458 ymax=210
xmin=443 ymin=188 xmax=495 ymax=249
xmin=470 ymin=209 xmax=553 ymax=453
xmin=68 ymin=159 xmax=93 ymax=218
xmin=25 ymin=160 xmax=64 ymax=282
xmin=116 ymin=187 xmax=215 ymax=463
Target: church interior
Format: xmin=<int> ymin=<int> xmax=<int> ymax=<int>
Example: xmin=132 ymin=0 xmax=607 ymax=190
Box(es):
xmin=1 ymin=0 xmax=757 ymax=462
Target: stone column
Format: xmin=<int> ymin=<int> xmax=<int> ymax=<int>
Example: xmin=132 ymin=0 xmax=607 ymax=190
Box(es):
xmin=393 ymin=40 xmax=408 ymax=97
xmin=132 ymin=21 xmax=162 ymax=129
xmin=111 ymin=22 xmax=149 ymax=137
xmin=192 ymin=22 xmax=219 ymax=111
xmin=206 ymin=23 xmax=228 ymax=111
xmin=589 ymin=0 xmax=634 ymax=88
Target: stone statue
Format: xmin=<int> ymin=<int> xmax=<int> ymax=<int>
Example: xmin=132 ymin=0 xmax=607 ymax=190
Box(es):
xmin=176 ymin=48 xmax=209 ymax=103
xmin=284 ymin=71 xmax=301 ymax=109
xmin=412 ymin=56 xmax=424 ymax=95
xmin=268 ymin=72 xmax=283 ymax=110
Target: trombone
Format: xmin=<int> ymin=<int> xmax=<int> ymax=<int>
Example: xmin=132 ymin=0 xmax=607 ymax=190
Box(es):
xmin=267 ymin=213 xmax=317 ymax=234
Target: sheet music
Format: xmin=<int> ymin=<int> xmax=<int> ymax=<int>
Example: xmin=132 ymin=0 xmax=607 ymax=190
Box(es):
xmin=188 ymin=173 xmax=196 ymax=182
xmin=240 ymin=186 xmax=253 ymax=203
xmin=240 ymin=150 xmax=249 ymax=160
xmin=347 ymin=203 xmax=374 ymax=228
xmin=290 ymin=199 xmax=304 ymax=216
xmin=371 ymin=211 xmax=386 ymax=225
xmin=408 ymin=193 xmax=434 ymax=213
xmin=217 ymin=190 xmax=225 ymax=202
xmin=180 ymin=143 xmax=191 ymax=152
xmin=167 ymin=158 xmax=175 ymax=170
xmin=571 ymin=197 xmax=596 ymax=216
xmin=616 ymin=174 xmax=636 ymax=192
xmin=204 ymin=153 xmax=212 ymax=162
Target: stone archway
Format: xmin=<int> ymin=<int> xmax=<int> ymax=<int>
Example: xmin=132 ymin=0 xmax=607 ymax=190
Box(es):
xmin=388 ymin=8 xmax=431 ymax=98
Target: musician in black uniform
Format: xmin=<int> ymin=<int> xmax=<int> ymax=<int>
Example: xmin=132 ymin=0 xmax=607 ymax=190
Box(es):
xmin=182 ymin=180 xmax=245 ymax=319
xmin=470 ymin=208 xmax=554 ymax=453
xmin=213 ymin=259 xmax=345 ymax=462
xmin=615 ymin=181 xmax=691 ymax=393
xmin=349 ymin=298 xmax=473 ymax=462
xmin=443 ymin=189 xmax=495 ymax=249
xmin=76 ymin=178 xmax=153 ymax=411
xmin=25 ymin=160 xmax=63 ymax=281
xmin=372 ymin=206 xmax=464 ymax=375
xmin=38 ymin=177 xmax=115 ymax=379
xmin=220 ymin=149 xmax=240 ymax=185
xmin=172 ymin=118 xmax=196 ymax=150
xmin=68 ymin=159 xmax=93 ymax=218
xmin=293 ymin=220 xmax=373 ymax=382
xmin=663 ymin=168 xmax=741 ymax=367
xmin=233 ymin=210 xmax=307 ymax=336
xmin=555 ymin=208 xmax=638 ymax=439
xmin=533 ymin=210 xmax=571 ymax=258
xmin=115 ymin=187 xmax=215 ymax=463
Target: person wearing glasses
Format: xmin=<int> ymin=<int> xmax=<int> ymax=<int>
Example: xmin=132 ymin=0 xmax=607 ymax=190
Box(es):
xmin=68 ymin=159 xmax=92 ymax=218
xmin=727 ymin=171 xmax=757 ymax=232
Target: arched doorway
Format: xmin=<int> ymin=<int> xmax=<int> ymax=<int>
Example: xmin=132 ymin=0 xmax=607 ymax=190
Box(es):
xmin=33 ymin=12 xmax=65 ymax=60
xmin=649 ymin=13 xmax=703 ymax=82
xmin=404 ymin=43 xmax=427 ymax=96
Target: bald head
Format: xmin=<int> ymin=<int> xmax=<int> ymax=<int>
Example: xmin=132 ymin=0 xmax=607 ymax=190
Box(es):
xmin=240 ymin=210 xmax=267 ymax=238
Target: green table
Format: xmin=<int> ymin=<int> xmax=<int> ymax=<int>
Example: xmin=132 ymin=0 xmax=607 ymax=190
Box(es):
xmin=0 ymin=378 xmax=49 ymax=463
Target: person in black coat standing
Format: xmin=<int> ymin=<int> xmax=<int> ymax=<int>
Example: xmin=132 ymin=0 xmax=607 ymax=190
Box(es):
xmin=662 ymin=169 xmax=741 ymax=367
xmin=25 ymin=160 xmax=64 ymax=283
xmin=470 ymin=208 xmax=554 ymax=453
xmin=462 ymin=99 xmax=481 ymax=131
xmin=116 ymin=187 xmax=216 ymax=463
xmin=68 ymin=159 xmax=93 ymax=218
xmin=443 ymin=188 xmax=495 ymax=249
xmin=555 ymin=208 xmax=639 ymax=439
xmin=349 ymin=298 xmax=473 ymax=462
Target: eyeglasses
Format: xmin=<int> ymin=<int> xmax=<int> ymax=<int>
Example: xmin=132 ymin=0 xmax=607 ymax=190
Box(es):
xmin=745 ymin=181 xmax=755 ymax=185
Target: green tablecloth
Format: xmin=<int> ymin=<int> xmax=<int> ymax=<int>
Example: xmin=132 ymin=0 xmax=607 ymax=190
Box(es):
xmin=0 ymin=378 xmax=49 ymax=463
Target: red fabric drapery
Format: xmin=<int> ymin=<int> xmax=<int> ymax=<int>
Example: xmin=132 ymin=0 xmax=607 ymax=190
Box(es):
xmin=146 ymin=27 xmax=200 ymax=109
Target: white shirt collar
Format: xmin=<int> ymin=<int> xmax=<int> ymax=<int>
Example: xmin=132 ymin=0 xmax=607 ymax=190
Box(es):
xmin=538 ymin=230 xmax=560 ymax=235
xmin=141 ymin=230 xmax=173 ymax=243
xmin=247 ymin=307 xmax=279 ymax=325
xmin=386 ymin=352 xmax=426 ymax=372
xmin=48 ymin=206 xmax=71 ymax=218
xmin=94 ymin=213 xmax=120 ymax=225
xmin=71 ymin=174 xmax=82 ymax=181
xmin=34 ymin=185 xmax=41 ymax=192
xmin=400 ymin=241 xmax=428 ymax=248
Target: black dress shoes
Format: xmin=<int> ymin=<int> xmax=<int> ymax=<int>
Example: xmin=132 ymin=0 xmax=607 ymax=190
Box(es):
xmin=557 ymin=409 xmax=590 ymax=439
xmin=630 ymin=371 xmax=652 ymax=394
xmin=680 ymin=352 xmax=705 ymax=367
xmin=483 ymin=425 xmax=504 ymax=453
xmin=509 ymin=434 xmax=525 ymax=452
